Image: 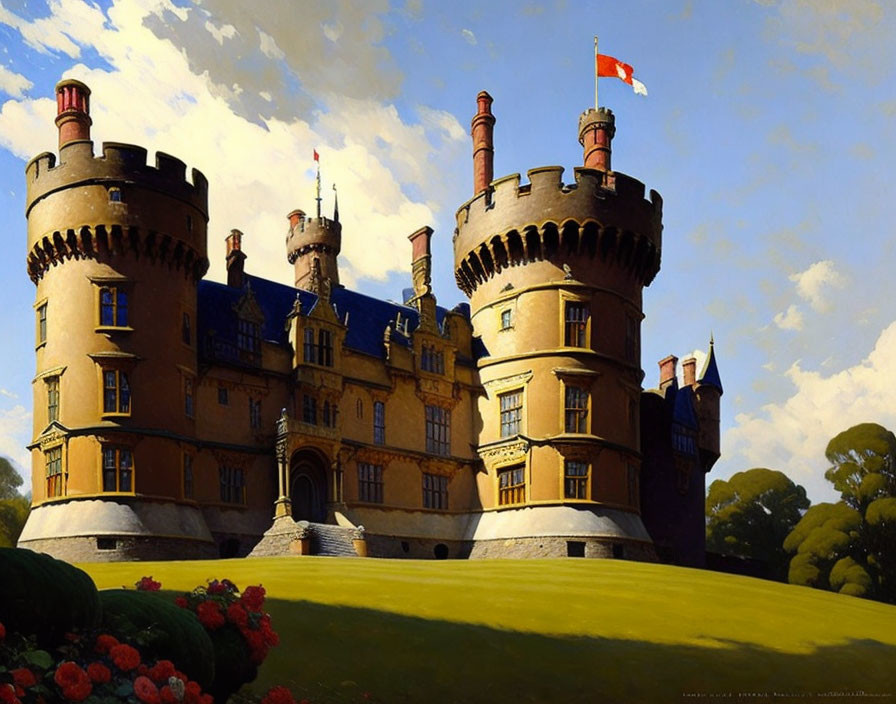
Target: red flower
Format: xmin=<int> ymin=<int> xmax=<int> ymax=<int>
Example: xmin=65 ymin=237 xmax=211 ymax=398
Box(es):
xmin=134 ymin=676 xmax=161 ymax=704
xmin=175 ymin=596 xmax=188 ymax=609
xmin=87 ymin=662 xmax=111 ymax=684
xmin=0 ymin=622 xmax=5 ymax=640
xmin=10 ymin=669 xmax=36 ymax=690
xmin=94 ymin=633 xmax=120 ymax=654
xmin=149 ymin=660 xmax=176 ymax=684
xmin=0 ymin=684 xmax=19 ymax=704
xmin=240 ymin=585 xmax=266 ymax=611
xmin=136 ymin=576 xmax=162 ymax=592
xmin=200 ymin=696 xmax=213 ymax=704
xmin=196 ymin=601 xmax=225 ymax=630
xmin=54 ymin=662 xmax=92 ymax=702
xmin=184 ymin=680 xmax=202 ymax=704
xmin=110 ymin=643 xmax=141 ymax=671
xmin=226 ymin=602 xmax=248 ymax=627
xmin=261 ymin=685 xmax=296 ymax=704
xmin=206 ymin=580 xmax=227 ymax=595
xmin=160 ymin=685 xmax=179 ymax=704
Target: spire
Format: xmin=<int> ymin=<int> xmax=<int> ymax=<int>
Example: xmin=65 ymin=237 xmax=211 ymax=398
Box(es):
xmin=333 ymin=183 xmax=339 ymax=223
xmin=697 ymin=336 xmax=723 ymax=395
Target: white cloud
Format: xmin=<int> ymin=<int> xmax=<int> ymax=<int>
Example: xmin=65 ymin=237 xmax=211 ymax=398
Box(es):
xmin=461 ymin=28 xmax=477 ymax=45
xmin=0 ymin=389 xmax=18 ymax=399
xmin=774 ymin=303 xmax=804 ymax=331
xmin=0 ymin=0 xmax=465 ymax=289
xmin=789 ymin=259 xmax=846 ymax=312
xmin=204 ymin=19 xmax=237 ymax=45
xmin=0 ymin=404 xmax=32 ymax=494
xmin=322 ymin=21 xmax=343 ymax=43
xmin=0 ymin=65 xmax=32 ymax=98
xmin=724 ymin=319 xmax=896 ymax=502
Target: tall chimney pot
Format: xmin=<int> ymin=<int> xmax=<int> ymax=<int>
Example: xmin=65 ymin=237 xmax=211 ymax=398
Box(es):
xmin=55 ymin=79 xmax=92 ymax=150
xmin=471 ymin=91 xmax=495 ymax=194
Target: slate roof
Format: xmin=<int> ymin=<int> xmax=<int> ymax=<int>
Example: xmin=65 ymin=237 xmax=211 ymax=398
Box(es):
xmin=697 ymin=340 xmax=723 ymax=394
xmin=197 ymin=275 xmax=477 ymax=366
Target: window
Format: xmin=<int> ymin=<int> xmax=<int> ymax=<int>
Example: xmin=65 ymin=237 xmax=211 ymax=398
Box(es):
xmin=218 ymin=386 xmax=229 ymax=405
xmin=47 ymin=376 xmax=59 ymax=423
xmin=625 ymin=315 xmax=638 ymax=362
xmin=182 ymin=312 xmax=191 ymax=345
xmin=237 ymin=319 xmax=260 ymax=359
xmin=302 ymin=395 xmax=316 ymax=425
xmin=564 ymin=385 xmax=589 ymax=433
xmin=358 ymin=463 xmax=383 ymax=503
xmin=500 ymin=309 xmax=512 ymax=330
xmin=102 ymin=447 xmax=133 ymax=492
xmin=219 ymin=466 xmax=246 ymax=504
xmin=425 ymin=405 xmax=450 ymax=456
xmin=249 ymin=398 xmax=262 ymax=429
xmin=37 ymin=303 xmax=47 ymax=345
xmin=499 ymin=389 xmax=523 ymax=437
xmin=421 ymin=345 xmax=444 ymax=374
xmin=318 ymin=329 xmax=333 ymax=367
xmin=184 ymin=377 xmax=194 ymax=418
xmin=108 ymin=187 xmax=122 ymax=202
xmin=373 ymin=401 xmax=385 ymax=445
xmin=46 ymin=447 xmax=63 ymax=497
xmin=103 ymin=369 xmax=131 ymax=415
xmin=423 ymin=473 xmax=448 ymax=509
xmin=303 ymin=327 xmax=318 ymax=364
xmin=100 ymin=287 xmax=128 ymax=327
xmin=183 ymin=453 xmax=194 ymax=499
xmin=564 ymin=460 xmax=588 ymax=499
xmin=564 ymin=301 xmax=588 ymax=347
xmin=672 ymin=424 xmax=697 ymax=455
xmin=321 ymin=400 xmax=338 ymax=427
xmin=498 ymin=465 xmax=525 ymax=505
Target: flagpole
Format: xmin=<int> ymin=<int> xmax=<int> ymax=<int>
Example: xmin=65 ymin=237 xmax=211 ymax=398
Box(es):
xmin=594 ymin=36 xmax=599 ymax=109
xmin=315 ymin=156 xmax=321 ymax=219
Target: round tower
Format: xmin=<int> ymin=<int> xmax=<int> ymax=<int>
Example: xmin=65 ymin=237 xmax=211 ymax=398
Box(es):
xmin=17 ymin=79 xmax=214 ymax=561
xmin=454 ymin=94 xmax=663 ymax=559
xmin=286 ymin=208 xmax=342 ymax=288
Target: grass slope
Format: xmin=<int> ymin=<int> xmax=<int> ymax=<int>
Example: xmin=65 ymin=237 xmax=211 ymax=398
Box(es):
xmin=82 ymin=557 xmax=896 ymax=703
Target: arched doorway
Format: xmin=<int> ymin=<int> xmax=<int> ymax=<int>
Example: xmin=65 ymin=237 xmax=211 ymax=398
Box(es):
xmin=290 ymin=448 xmax=328 ymax=523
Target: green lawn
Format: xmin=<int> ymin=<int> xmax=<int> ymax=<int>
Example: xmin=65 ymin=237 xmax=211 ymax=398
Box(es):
xmin=81 ymin=557 xmax=896 ymax=703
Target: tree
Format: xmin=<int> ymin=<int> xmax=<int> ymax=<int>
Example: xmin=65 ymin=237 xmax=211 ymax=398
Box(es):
xmin=0 ymin=456 xmax=29 ymax=547
xmin=785 ymin=423 xmax=896 ymax=603
xmin=706 ymin=468 xmax=809 ymax=580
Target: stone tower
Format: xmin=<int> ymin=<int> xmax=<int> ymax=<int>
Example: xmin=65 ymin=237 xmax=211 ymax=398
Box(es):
xmin=454 ymin=94 xmax=663 ymax=558
xmin=286 ymin=207 xmax=342 ymax=289
xmin=18 ymin=79 xmax=215 ymax=560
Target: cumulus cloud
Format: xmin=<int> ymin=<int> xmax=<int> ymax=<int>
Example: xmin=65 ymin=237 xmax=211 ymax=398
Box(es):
xmin=724 ymin=319 xmax=896 ymax=502
xmin=0 ymin=65 xmax=33 ymax=98
xmin=789 ymin=259 xmax=846 ymax=312
xmin=774 ymin=304 xmax=804 ymax=331
xmin=0 ymin=0 xmax=466 ymax=289
xmin=461 ymin=28 xmax=477 ymax=45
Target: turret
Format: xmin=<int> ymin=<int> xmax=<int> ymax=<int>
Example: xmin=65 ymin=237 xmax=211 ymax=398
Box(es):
xmin=578 ymin=107 xmax=615 ymax=172
xmin=694 ymin=337 xmax=723 ymax=471
xmin=18 ymin=79 xmax=214 ymax=561
xmin=286 ymin=208 xmax=342 ymax=289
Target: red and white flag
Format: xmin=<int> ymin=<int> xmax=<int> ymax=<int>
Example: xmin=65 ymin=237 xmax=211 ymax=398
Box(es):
xmin=597 ymin=54 xmax=647 ymax=96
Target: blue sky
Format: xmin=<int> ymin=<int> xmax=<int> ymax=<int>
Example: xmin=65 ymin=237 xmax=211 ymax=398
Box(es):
xmin=0 ymin=0 xmax=894 ymax=503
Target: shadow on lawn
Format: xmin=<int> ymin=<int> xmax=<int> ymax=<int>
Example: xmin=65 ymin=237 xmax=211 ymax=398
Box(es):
xmin=246 ymin=598 xmax=896 ymax=704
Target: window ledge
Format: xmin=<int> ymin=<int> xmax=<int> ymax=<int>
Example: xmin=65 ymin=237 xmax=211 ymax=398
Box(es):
xmin=35 ymin=340 xmax=47 ymax=351
xmin=96 ymin=325 xmax=134 ymax=334
xmin=101 ymin=412 xmax=132 ymax=419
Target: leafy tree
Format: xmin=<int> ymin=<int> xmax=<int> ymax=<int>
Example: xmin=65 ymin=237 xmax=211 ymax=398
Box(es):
xmin=785 ymin=423 xmax=896 ymax=603
xmin=0 ymin=456 xmax=29 ymax=547
xmin=706 ymin=468 xmax=809 ymax=580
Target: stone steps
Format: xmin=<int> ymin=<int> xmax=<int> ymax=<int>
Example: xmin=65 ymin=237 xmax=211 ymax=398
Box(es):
xmin=310 ymin=522 xmax=357 ymax=557
xmin=248 ymin=517 xmax=358 ymax=558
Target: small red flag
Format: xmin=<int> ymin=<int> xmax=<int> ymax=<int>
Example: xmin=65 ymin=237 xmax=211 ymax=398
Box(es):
xmin=313 ymin=149 xmax=319 ymax=161
xmin=596 ymin=54 xmax=647 ymax=96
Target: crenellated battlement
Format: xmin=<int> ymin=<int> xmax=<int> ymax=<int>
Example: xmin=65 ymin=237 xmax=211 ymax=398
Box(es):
xmin=286 ymin=216 xmax=342 ymax=264
xmin=25 ymin=141 xmax=208 ymax=219
xmin=453 ymin=166 xmax=663 ymax=295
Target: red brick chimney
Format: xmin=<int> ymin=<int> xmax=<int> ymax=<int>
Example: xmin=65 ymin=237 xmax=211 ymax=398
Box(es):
xmin=471 ymin=91 xmax=495 ymax=194
xmin=658 ymin=355 xmax=678 ymax=391
xmin=226 ymin=229 xmax=246 ymax=287
xmin=682 ymin=357 xmax=697 ymax=387
xmin=287 ymin=209 xmax=305 ymax=227
xmin=55 ymin=79 xmax=92 ymax=150
xmin=408 ymin=226 xmax=433 ymax=298
xmin=578 ymin=107 xmax=615 ymax=171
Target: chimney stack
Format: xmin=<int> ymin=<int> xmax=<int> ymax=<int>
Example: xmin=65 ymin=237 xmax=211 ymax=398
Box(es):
xmin=287 ymin=209 xmax=305 ymax=228
xmin=682 ymin=357 xmax=697 ymax=387
xmin=226 ymin=229 xmax=246 ymax=288
xmin=578 ymin=107 xmax=615 ymax=171
xmin=471 ymin=91 xmax=495 ymax=194
xmin=55 ymin=79 xmax=92 ymax=150
xmin=408 ymin=226 xmax=434 ymax=299
xmin=658 ymin=355 xmax=678 ymax=391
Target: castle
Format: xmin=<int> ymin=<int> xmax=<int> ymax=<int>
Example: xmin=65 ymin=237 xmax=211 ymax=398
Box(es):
xmin=17 ymin=79 xmax=722 ymax=565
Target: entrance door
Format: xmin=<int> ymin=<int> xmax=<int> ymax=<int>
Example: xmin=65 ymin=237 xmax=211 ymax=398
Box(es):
xmin=290 ymin=451 xmax=327 ymax=522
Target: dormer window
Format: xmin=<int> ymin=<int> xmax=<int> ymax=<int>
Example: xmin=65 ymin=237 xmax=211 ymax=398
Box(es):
xmin=303 ymin=326 xmax=333 ymax=367
xmin=237 ymin=319 xmax=260 ymax=362
xmin=421 ymin=345 xmax=444 ymax=374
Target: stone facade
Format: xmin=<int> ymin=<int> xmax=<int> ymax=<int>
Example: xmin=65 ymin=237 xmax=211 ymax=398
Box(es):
xmin=18 ymin=80 xmax=721 ymax=563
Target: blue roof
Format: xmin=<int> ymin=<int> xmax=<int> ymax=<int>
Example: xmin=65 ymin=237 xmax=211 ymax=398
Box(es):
xmin=698 ymin=340 xmax=723 ymax=394
xmin=671 ymin=385 xmax=699 ymax=429
xmin=198 ymin=275 xmax=474 ymax=365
